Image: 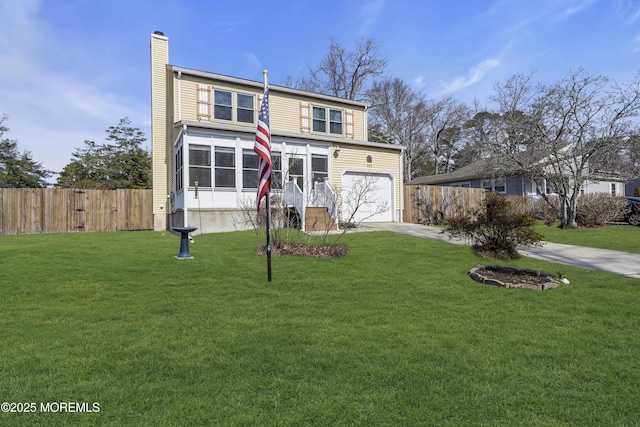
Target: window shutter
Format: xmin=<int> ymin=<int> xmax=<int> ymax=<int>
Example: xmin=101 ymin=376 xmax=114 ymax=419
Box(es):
xmin=197 ymin=84 xmax=210 ymax=120
xmin=300 ymin=102 xmax=310 ymax=133
xmin=345 ymin=109 xmax=354 ymax=139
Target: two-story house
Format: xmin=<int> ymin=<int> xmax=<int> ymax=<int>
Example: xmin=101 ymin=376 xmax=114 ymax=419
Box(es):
xmin=150 ymin=32 xmax=403 ymax=233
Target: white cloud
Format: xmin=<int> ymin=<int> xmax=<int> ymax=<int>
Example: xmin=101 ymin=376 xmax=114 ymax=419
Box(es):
xmin=412 ymin=75 xmax=426 ymax=89
xmin=438 ymin=58 xmax=501 ymax=94
xmin=357 ymin=0 xmax=386 ymax=35
xmin=244 ymin=52 xmax=263 ymax=75
xmin=0 ymin=0 xmax=148 ymax=176
xmin=559 ymin=0 xmax=598 ymax=18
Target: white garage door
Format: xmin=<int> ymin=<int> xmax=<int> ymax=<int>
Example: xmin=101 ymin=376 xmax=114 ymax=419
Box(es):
xmin=341 ymin=172 xmax=393 ymax=222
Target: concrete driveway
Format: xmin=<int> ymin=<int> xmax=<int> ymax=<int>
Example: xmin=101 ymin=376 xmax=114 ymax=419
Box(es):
xmin=358 ymin=222 xmax=640 ymax=279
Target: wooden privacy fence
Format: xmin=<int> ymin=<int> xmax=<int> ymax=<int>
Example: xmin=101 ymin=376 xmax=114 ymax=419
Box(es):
xmin=0 ymin=188 xmax=153 ymax=235
xmin=404 ymin=184 xmax=485 ymax=224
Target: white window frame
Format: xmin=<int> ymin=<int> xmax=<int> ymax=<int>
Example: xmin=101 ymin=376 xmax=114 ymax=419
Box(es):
xmin=312 ymin=106 xmax=344 ymax=136
xmin=212 ymin=89 xmax=255 ymax=124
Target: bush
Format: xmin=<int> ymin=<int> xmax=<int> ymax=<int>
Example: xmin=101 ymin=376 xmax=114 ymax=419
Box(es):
xmin=445 ymin=192 xmax=544 ymax=259
xmin=576 ymin=194 xmax=630 ymax=228
xmin=506 ymin=195 xmax=559 ymax=226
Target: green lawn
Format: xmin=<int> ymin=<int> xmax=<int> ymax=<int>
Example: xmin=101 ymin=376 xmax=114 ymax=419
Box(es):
xmin=1 ymin=230 xmax=639 ymax=425
xmin=535 ymin=222 xmax=640 ymax=254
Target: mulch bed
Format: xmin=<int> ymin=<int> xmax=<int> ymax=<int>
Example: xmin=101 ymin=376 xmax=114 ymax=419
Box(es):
xmin=255 ymin=242 xmax=349 ymax=258
xmin=469 ymin=265 xmax=560 ymax=290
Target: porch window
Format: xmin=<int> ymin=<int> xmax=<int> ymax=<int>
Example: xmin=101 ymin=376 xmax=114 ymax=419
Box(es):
xmin=242 ymin=150 xmax=282 ymax=189
xmin=242 ymin=149 xmax=258 ymax=189
xmin=213 ymin=90 xmax=232 ymax=121
xmin=312 ymin=154 xmax=328 ymax=187
xmin=175 ymin=149 xmax=183 ymax=191
xmin=189 ymin=145 xmax=211 ymax=187
xmin=272 ymin=152 xmax=282 ymax=189
xmin=214 ymin=147 xmax=235 ymax=188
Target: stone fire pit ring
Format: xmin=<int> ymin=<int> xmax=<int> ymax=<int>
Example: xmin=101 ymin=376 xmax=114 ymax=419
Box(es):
xmin=468 ymin=265 xmax=560 ymax=291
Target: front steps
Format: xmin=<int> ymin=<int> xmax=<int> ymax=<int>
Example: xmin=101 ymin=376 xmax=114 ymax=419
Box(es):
xmin=305 ymin=207 xmax=337 ymax=232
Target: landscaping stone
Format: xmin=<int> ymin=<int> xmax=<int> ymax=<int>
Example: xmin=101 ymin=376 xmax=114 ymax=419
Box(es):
xmin=468 ymin=265 xmax=560 ymax=290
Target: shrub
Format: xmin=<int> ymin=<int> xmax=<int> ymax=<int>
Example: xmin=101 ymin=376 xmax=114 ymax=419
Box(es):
xmin=505 ymin=196 xmax=535 ymax=217
xmin=507 ymin=195 xmax=559 ymax=226
xmin=575 ymin=194 xmax=630 ymax=228
xmin=445 ymin=192 xmax=544 ymax=259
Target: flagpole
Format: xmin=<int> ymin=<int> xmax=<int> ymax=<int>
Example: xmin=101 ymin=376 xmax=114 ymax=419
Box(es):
xmin=264 ymin=70 xmax=272 ymax=282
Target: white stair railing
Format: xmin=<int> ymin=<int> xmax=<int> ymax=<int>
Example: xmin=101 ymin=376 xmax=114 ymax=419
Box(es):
xmin=283 ymin=181 xmax=304 ymax=228
xmin=312 ymin=181 xmax=338 ymax=220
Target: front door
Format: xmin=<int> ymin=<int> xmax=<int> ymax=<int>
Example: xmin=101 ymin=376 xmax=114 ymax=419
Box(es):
xmin=288 ymin=156 xmax=305 ymax=192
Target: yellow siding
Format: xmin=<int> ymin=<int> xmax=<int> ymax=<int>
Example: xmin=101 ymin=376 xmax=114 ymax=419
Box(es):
xmin=351 ymin=107 xmax=366 ymax=140
xmin=173 ymin=72 xmax=368 ymax=140
xmin=270 ymin=91 xmax=303 ymax=134
xmin=331 ymin=144 xmax=402 ymax=217
xmin=152 ymin=34 xmax=402 ymax=228
xmin=150 ymin=33 xmax=169 ymax=230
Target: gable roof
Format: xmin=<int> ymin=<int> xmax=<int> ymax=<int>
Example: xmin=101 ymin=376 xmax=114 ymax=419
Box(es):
xmin=408 ymin=154 xmax=628 ymax=186
xmin=407 ymin=158 xmax=507 ymax=185
xmin=169 ymin=65 xmax=371 ymax=109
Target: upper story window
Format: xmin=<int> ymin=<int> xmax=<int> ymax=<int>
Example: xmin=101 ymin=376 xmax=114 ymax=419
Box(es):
xmin=313 ymin=107 xmax=326 ymax=132
xmin=212 ymin=89 xmax=255 ymax=124
xmin=312 ymin=106 xmax=343 ymax=135
xmin=214 ymin=90 xmax=232 ymax=121
xmin=237 ymin=94 xmax=254 ymax=124
xmin=329 ymin=109 xmax=343 ymax=134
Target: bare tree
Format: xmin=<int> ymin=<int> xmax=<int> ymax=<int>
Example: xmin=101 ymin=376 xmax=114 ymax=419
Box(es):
xmin=424 ymin=96 xmax=471 ymax=175
xmin=490 ymin=69 xmax=640 ymax=228
xmin=368 ymin=77 xmax=430 ymax=180
xmin=298 ymin=38 xmax=387 ymax=101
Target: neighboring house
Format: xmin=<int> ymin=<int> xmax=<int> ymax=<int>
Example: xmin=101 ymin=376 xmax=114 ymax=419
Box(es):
xmin=408 ymin=157 xmax=627 ymax=197
xmin=626 ymin=179 xmax=640 ymax=197
xmin=150 ymin=32 xmax=403 ymax=233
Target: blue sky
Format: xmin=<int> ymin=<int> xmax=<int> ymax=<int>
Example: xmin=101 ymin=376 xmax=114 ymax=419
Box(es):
xmin=1 ymin=0 xmax=639 ymax=178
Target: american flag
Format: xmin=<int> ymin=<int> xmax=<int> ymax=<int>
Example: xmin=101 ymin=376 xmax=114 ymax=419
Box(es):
xmin=254 ymin=87 xmax=271 ymax=211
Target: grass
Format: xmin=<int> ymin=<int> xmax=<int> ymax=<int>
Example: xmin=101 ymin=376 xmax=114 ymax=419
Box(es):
xmin=534 ymin=222 xmax=640 ymax=254
xmin=1 ymin=229 xmax=639 ymax=425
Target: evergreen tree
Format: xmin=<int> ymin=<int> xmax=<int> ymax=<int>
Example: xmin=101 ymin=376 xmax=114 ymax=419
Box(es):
xmin=0 ymin=115 xmax=51 ymax=188
xmin=56 ymin=118 xmax=151 ymax=189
